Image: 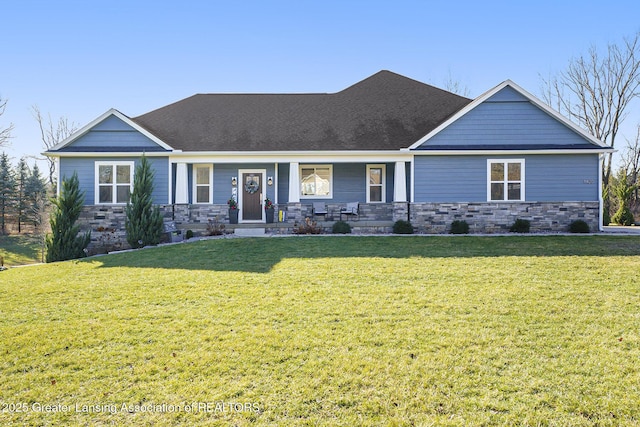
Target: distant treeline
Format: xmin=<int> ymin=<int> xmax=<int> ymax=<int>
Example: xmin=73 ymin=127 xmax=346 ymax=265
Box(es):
xmin=0 ymin=152 xmax=49 ymax=235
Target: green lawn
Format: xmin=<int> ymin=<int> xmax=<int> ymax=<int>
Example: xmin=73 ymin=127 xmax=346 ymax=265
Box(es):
xmin=1 ymin=236 xmax=639 ymax=426
xmin=0 ymin=235 xmax=43 ymax=266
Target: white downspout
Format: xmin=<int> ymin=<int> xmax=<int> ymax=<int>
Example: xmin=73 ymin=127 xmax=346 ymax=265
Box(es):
xmin=598 ymin=153 xmax=604 ymax=232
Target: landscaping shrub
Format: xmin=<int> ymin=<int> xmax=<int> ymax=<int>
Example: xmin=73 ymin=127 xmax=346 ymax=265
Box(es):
xmin=509 ymin=219 xmax=530 ymax=233
xmin=45 ymin=173 xmax=91 ymax=262
xmin=185 ymin=230 xmax=194 ymax=239
xmin=332 ymin=220 xmax=352 ymax=234
xmin=612 ymin=207 xmax=635 ymax=226
xmin=294 ymin=218 xmax=323 ymax=234
xmin=569 ymin=220 xmax=590 ymax=233
xmin=603 ymin=208 xmax=611 ymax=226
xmin=393 ymin=220 xmax=414 ymax=234
xmin=206 ymin=217 xmax=225 ymax=236
xmin=126 ymin=156 xmax=164 ymax=248
xmin=450 ymin=220 xmax=470 ymax=234
xmin=611 ymin=169 xmax=636 ymax=226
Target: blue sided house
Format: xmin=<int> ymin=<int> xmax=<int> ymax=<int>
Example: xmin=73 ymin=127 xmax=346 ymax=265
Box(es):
xmin=46 ymin=70 xmax=612 ymax=240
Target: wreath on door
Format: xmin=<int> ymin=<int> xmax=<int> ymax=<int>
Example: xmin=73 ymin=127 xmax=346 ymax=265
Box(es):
xmin=244 ymin=178 xmax=260 ymax=194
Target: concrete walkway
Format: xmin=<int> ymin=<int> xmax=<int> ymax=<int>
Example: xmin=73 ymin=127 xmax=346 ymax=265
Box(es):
xmin=603 ymin=226 xmax=640 ymax=234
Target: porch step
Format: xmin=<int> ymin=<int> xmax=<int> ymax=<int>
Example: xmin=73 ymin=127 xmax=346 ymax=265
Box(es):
xmin=234 ymin=227 xmax=266 ymax=237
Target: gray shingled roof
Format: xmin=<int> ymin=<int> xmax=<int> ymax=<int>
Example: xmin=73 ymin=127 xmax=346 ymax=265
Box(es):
xmin=132 ymin=71 xmax=471 ymax=152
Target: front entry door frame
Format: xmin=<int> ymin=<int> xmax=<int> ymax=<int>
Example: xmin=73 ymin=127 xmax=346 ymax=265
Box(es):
xmin=238 ymin=169 xmax=266 ymax=223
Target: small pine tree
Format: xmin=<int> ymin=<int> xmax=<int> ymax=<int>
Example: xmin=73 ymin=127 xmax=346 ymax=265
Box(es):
xmin=25 ymin=163 xmax=48 ymax=228
xmin=0 ymin=152 xmax=15 ymax=234
xmin=611 ymin=169 xmax=636 ymax=226
xmin=125 ymin=156 xmax=163 ymax=248
xmin=45 ymin=173 xmax=91 ymax=262
xmin=602 ymin=184 xmax=611 ymax=226
xmin=15 ymin=157 xmax=29 ymax=233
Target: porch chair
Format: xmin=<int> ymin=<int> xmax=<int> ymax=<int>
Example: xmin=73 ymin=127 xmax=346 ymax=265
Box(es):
xmin=340 ymin=202 xmax=359 ymax=221
xmin=312 ymin=202 xmax=328 ymax=220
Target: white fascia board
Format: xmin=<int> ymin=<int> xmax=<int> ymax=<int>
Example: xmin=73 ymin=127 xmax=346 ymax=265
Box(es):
xmin=44 ymin=151 xmax=173 ymax=158
xmin=407 ymin=79 xmax=609 ymax=150
xmin=412 ymin=148 xmax=615 ymax=156
xmin=167 ymin=150 xmax=413 ymax=164
xmin=47 ymin=108 xmax=174 ymax=152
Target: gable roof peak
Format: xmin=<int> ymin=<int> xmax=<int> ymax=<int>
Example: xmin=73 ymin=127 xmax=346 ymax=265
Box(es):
xmin=48 ymin=108 xmax=173 ymax=152
xmin=408 ymin=78 xmax=611 ymax=150
xmin=338 ymin=70 xmax=468 ymax=100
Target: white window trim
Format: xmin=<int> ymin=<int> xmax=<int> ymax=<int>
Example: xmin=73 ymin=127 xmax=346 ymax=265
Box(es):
xmin=192 ymin=164 xmax=214 ymax=204
xmin=299 ymin=164 xmax=333 ymax=199
xmin=366 ymin=164 xmax=386 ymax=203
xmin=487 ymin=159 xmax=525 ymax=202
xmin=94 ymin=161 xmax=134 ymax=205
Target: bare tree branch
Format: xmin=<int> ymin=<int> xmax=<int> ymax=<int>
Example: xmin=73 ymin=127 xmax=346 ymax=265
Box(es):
xmin=622 ymin=124 xmax=640 ymax=203
xmin=443 ymin=70 xmax=471 ymax=97
xmin=0 ymin=97 xmax=15 ymax=147
xmin=541 ymin=32 xmax=640 ymax=187
xmin=32 ymin=105 xmax=78 ymax=185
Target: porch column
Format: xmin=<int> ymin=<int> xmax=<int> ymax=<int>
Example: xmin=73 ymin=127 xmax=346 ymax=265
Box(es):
xmin=175 ymin=162 xmax=189 ymax=204
xmin=288 ymin=162 xmax=300 ymax=203
xmin=393 ymin=161 xmax=407 ymax=202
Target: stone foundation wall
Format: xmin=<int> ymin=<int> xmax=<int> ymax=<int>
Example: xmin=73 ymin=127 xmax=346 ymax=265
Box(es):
xmin=78 ymin=201 xmax=600 ymax=253
xmin=79 ymin=205 xmax=129 ymax=254
xmin=409 ymin=201 xmax=600 ymax=234
xmin=80 ymin=204 xmax=231 ymax=254
xmin=291 ymin=202 xmax=394 ymax=222
xmin=169 ymin=204 xmax=229 ymax=226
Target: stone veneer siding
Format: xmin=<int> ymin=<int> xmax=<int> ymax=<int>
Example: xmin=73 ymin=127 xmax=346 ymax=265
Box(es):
xmin=80 ymin=204 xmax=231 ymax=253
xmin=409 ymin=201 xmax=600 ymax=234
xmin=285 ymin=203 xmax=394 ymax=222
xmin=79 ymin=201 xmax=600 ymax=252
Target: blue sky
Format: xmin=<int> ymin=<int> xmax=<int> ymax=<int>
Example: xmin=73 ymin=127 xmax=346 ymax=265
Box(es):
xmin=2 ymin=0 xmax=639 ymax=165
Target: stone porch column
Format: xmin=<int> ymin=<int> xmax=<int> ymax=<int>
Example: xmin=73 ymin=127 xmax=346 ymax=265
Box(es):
xmin=175 ymin=163 xmax=189 ymax=204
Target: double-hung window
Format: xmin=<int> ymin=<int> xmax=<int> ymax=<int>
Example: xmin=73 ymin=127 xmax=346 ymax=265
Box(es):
xmin=95 ymin=161 xmax=134 ymax=204
xmin=366 ymin=164 xmax=386 ymax=203
xmin=488 ymin=159 xmax=524 ymax=201
xmin=300 ymin=165 xmax=332 ymax=198
xmin=193 ymin=164 xmax=213 ymax=204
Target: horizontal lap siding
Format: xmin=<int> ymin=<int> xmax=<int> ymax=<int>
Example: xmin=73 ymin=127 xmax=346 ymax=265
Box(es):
xmin=69 ymin=131 xmax=162 ymax=149
xmin=421 ymin=88 xmax=591 ymax=148
xmin=65 ymin=115 xmax=164 ymax=151
xmin=213 ymin=163 xmax=276 ymax=204
xmin=332 ymin=163 xmax=365 ymax=203
xmin=414 ymin=156 xmax=486 ymax=202
xmin=59 ymin=157 xmax=169 ymax=205
xmin=147 ymin=157 xmax=169 ymax=204
xmin=277 ymin=163 xmax=289 ymax=204
xmin=526 ymin=155 xmax=598 ymax=201
xmin=59 ymin=158 xmax=95 ymax=205
xmin=414 ymin=154 xmax=599 ymax=202
xmin=386 ymin=162 xmax=395 ymax=203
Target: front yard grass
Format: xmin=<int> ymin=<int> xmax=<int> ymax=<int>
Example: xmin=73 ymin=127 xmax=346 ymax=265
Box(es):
xmin=1 ymin=235 xmax=639 ymax=425
xmin=0 ymin=234 xmax=43 ymax=266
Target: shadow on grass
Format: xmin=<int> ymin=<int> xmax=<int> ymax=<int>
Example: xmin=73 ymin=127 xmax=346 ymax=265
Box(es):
xmin=0 ymin=235 xmax=43 ymax=266
xmin=85 ymin=235 xmax=640 ymax=273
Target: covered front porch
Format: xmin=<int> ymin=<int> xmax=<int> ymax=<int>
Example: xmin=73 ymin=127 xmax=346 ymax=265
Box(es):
xmin=168 ymin=155 xmax=412 ymax=225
